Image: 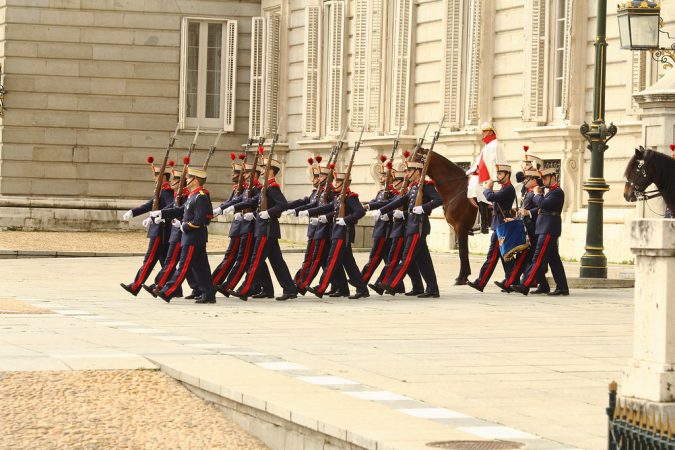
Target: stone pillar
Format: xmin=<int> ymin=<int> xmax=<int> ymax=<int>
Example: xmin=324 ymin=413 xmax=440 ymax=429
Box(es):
xmin=622 ymin=219 xmax=675 ymax=402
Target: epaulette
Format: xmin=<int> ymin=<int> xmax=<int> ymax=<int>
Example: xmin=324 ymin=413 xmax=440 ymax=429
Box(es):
xmin=348 ymin=192 xmax=359 ymax=198
xmin=424 ymin=180 xmax=436 ymax=186
xmin=199 ymin=189 xmax=210 ymax=196
xmin=268 ymin=182 xmax=280 ymax=188
xmin=161 ymin=182 xmax=172 ymax=191
xmin=181 ymin=187 xmax=190 ymax=197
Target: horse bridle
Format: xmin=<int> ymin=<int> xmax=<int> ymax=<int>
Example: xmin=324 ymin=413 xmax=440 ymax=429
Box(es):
xmin=628 ymin=159 xmax=662 ymax=201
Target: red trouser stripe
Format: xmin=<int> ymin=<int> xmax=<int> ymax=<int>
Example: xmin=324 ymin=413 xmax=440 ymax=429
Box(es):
xmin=361 ymin=238 xmax=386 ymax=281
xmin=213 ymin=236 xmax=240 ymax=285
xmin=158 ymin=242 xmax=181 ymax=287
xmin=478 ymin=240 xmax=500 ymax=288
xmin=300 ymin=239 xmax=326 ymax=289
xmin=226 ymin=233 xmax=253 ymax=290
xmin=390 ymin=233 xmax=419 ymax=288
xmin=165 ymin=245 xmax=194 ymax=296
xmin=505 ymin=248 xmax=528 ymax=288
xmin=318 ymin=239 xmax=343 ymax=293
xmin=382 ymin=237 xmax=404 ymax=285
xmin=525 ymin=234 xmax=551 ymax=287
xmin=240 ymin=236 xmax=267 ymax=295
xmin=296 ymin=240 xmax=316 ymax=283
xmin=132 ymin=237 xmax=161 ymax=291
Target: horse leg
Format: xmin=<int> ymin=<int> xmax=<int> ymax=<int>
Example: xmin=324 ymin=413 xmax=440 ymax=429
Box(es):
xmin=455 ymin=230 xmax=471 ymax=285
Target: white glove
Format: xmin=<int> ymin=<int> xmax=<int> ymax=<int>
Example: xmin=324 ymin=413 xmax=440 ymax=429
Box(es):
xmin=259 ymin=210 xmax=270 ymax=220
xmin=373 ymin=210 xmax=381 ymax=220
xmin=142 ymin=217 xmax=152 ymax=228
xmin=234 ymin=212 xmax=242 ymax=221
xmin=336 ymin=218 xmax=346 ymax=226
xmin=224 ymin=206 xmax=235 ymax=214
xmin=318 ymin=215 xmax=328 ymax=224
xmin=123 ymin=210 xmax=133 ymax=221
xmin=393 ymin=210 xmax=404 ymax=219
xmin=310 ymin=218 xmax=319 ymax=225
xmin=244 ymin=212 xmax=255 ymax=221
xmin=213 ymin=207 xmax=223 ymax=216
xmin=365 ymin=204 xmax=370 ymax=211
xmin=298 ymin=210 xmax=310 ymax=218
xmin=154 ymin=217 xmax=164 ymax=225
xmin=412 ymin=206 xmax=424 ymax=215
xmin=149 ymin=210 xmax=161 ymax=218
xmin=172 ymin=219 xmax=181 ymax=228
xmin=380 ymin=214 xmax=390 ymax=221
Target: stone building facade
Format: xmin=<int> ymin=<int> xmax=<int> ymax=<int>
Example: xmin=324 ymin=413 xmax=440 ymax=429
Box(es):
xmin=0 ymin=0 xmax=671 ymax=263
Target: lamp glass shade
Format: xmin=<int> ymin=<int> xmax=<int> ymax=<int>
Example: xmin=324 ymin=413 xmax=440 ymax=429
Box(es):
xmin=617 ymin=7 xmax=661 ymax=50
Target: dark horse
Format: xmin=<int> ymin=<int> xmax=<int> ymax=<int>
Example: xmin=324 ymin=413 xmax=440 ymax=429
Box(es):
xmin=624 ymin=147 xmax=675 ymax=213
xmin=422 ymin=150 xmax=477 ymax=285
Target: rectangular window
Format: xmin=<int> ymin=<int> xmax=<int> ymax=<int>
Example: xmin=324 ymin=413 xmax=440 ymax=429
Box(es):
xmin=303 ymin=6 xmax=321 ymax=137
xmin=465 ymin=0 xmax=481 ymax=126
xmin=523 ymin=0 xmax=547 ymax=123
xmin=323 ymin=1 xmax=346 ymax=136
xmin=442 ymin=1 xmax=465 ymax=130
xmin=552 ymin=0 xmax=566 ymax=109
xmin=180 ymin=18 xmax=238 ymax=131
xmin=391 ymin=0 xmax=413 ymax=132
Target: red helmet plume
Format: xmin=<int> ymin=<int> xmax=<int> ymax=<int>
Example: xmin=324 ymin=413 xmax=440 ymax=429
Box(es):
xmin=168 ymin=160 xmax=175 ymax=167
xmin=523 ymin=145 xmax=529 ymax=153
xmin=328 ymin=163 xmax=336 ymax=170
xmin=230 ymin=152 xmax=236 ymax=161
xmin=146 ymin=156 xmax=155 ymax=164
xmin=258 ymin=146 xmax=265 ymax=155
xmin=403 ymin=150 xmax=411 ymax=159
xmin=308 ymin=157 xmax=314 ymax=165
xmin=386 ymin=161 xmax=393 ymax=169
xmin=315 ymin=155 xmax=323 ymax=164
xmin=238 ymin=153 xmax=246 ymax=160
xmin=670 ymin=143 xmax=675 ymax=151
xmin=379 ymin=155 xmax=387 ymax=163
xmin=183 ymin=156 xmax=190 ymax=165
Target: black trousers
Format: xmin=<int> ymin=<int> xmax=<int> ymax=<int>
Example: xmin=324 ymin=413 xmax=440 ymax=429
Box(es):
xmin=474 ymin=232 xmax=514 ymax=289
xmin=211 ymin=235 xmax=240 ymax=286
xmin=298 ymin=238 xmax=329 ymax=290
xmin=161 ymin=244 xmax=215 ymax=300
xmin=223 ymin=232 xmax=254 ymax=291
xmin=502 ymin=236 xmax=549 ymax=290
xmin=316 ymin=238 xmax=367 ymax=294
xmin=385 ymin=233 xmax=438 ymax=294
xmin=295 ymin=239 xmax=315 ymax=284
xmin=130 ymin=236 xmax=167 ymax=294
xmin=360 ymin=237 xmax=390 ymax=284
xmin=520 ymin=234 xmax=568 ymax=291
xmin=238 ymin=236 xmax=297 ymax=296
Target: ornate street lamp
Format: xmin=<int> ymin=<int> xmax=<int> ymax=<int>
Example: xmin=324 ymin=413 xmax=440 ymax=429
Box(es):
xmin=580 ymin=0 xmax=618 ymax=279
xmin=617 ymin=1 xmax=675 ymax=67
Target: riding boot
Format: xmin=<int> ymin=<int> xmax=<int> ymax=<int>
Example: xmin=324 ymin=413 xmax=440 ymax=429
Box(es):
xmin=478 ymin=201 xmax=490 ymax=234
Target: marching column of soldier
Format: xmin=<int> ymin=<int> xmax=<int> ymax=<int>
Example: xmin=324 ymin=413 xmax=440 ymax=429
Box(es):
xmin=120 ymin=122 xmax=569 ymax=304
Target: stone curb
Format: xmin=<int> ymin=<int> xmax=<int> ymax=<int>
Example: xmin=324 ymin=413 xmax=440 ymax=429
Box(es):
xmin=549 ymin=277 xmax=635 ymax=289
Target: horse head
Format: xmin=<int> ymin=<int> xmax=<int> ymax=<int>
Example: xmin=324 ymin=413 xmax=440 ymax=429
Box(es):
xmin=623 ymin=146 xmax=653 ymax=202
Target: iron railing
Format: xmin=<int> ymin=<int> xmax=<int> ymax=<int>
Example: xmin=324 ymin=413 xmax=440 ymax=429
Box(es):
xmin=608 ymin=382 xmax=675 ymax=449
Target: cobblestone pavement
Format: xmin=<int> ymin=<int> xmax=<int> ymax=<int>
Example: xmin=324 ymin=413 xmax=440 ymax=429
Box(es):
xmin=0 ymin=370 xmax=269 ymax=450
xmin=0 ymin=252 xmax=633 ymax=450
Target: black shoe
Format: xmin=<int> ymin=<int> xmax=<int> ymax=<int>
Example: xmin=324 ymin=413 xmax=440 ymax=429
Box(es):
xmin=454 ymin=277 xmax=469 ymax=286
xmin=417 ymin=292 xmax=440 ymax=298
xmin=530 ymin=287 xmax=551 ymax=295
xmin=216 ymin=285 xmax=230 ymax=297
xmin=368 ymin=283 xmax=384 ymax=295
xmin=142 ymin=284 xmax=158 ymax=297
xmin=306 ymin=286 xmax=323 ymax=299
xmin=120 ymin=283 xmax=139 ymax=297
xmin=195 ymin=297 xmax=216 ymax=304
xmin=494 ymin=280 xmax=512 ymax=293
xmin=480 ymin=227 xmax=489 ymax=235
xmin=405 ymin=289 xmax=424 ymax=296
xmin=297 ymin=287 xmax=307 ymax=296
xmin=276 ymin=294 xmax=297 ymax=301
xmin=466 ymin=280 xmax=484 ymax=293
xmin=156 ymin=290 xmax=171 ymax=303
xmin=348 ymin=291 xmax=369 ymax=299
xmin=185 ymin=293 xmax=198 ymax=300
xmin=252 ymin=291 xmax=274 ymax=299
xmin=510 ymin=284 xmax=530 ymax=296
xmin=228 ymin=289 xmax=248 ymax=301
xmin=329 ymin=290 xmax=349 ymax=298
xmin=547 ymin=289 xmax=569 ymax=296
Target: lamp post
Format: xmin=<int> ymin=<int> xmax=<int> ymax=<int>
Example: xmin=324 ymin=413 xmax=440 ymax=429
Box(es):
xmin=579 ymin=0 xmax=618 ymax=279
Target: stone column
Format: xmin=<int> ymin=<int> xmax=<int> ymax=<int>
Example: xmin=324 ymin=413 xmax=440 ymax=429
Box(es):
xmin=621 ymin=219 xmax=675 ymax=402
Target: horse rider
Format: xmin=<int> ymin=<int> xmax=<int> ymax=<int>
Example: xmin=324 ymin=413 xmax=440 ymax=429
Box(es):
xmin=120 ymin=157 xmax=173 ymax=297
xmin=467 ymin=164 xmax=516 ymax=293
xmin=466 ymin=122 xmax=506 ymax=234
xmin=153 ymin=166 xmax=216 ymax=304
xmin=377 ymin=154 xmax=443 ymax=298
xmin=511 ymin=168 xmax=569 ymax=296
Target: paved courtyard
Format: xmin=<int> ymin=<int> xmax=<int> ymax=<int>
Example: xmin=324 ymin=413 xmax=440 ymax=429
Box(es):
xmin=0 ymin=252 xmax=633 ymax=450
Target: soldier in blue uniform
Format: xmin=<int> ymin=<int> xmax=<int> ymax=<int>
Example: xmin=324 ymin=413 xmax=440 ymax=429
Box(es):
xmin=296 ymin=164 xmax=338 ymax=295
xmin=360 ymin=158 xmax=393 ymax=285
xmin=284 ymin=157 xmax=322 ymax=289
xmin=306 ymin=171 xmax=369 ymax=299
xmin=496 ymin=169 xmax=551 ymax=294
xmin=467 ymin=164 xmax=516 ymax=293
xmin=120 ymin=159 xmax=173 ymax=296
xmin=229 ymin=158 xmax=298 ymax=301
xmin=512 ymin=168 xmax=569 ymax=296
xmin=153 ymin=167 xmax=216 ymax=303
xmin=216 ymin=165 xmax=263 ymax=297
xmin=378 ymin=158 xmax=443 ymax=298
xmin=210 ymin=154 xmax=245 ymax=287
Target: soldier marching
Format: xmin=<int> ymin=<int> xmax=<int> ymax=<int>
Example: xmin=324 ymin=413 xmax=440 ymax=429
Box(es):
xmin=120 ymin=121 xmax=569 ymax=304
